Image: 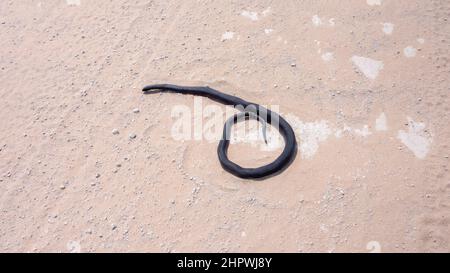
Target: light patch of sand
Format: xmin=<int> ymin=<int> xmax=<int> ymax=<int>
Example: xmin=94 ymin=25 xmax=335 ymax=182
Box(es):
xmin=321 ymin=52 xmax=334 ymax=62
xmin=404 ymin=46 xmax=417 ymax=58
xmin=367 ymin=0 xmax=382 ymax=6
xmin=376 ymin=113 xmax=388 ymax=131
xmin=66 ymin=0 xmax=81 ymax=6
xmin=382 ymin=23 xmax=394 ymax=35
xmin=312 ymin=15 xmax=322 ymax=26
xmin=286 ymin=114 xmax=331 ymax=159
xmin=312 ymin=15 xmax=335 ymax=27
xmin=221 ymin=32 xmax=234 ymax=41
xmin=336 ymin=124 xmax=372 ymax=138
xmin=353 ymin=125 xmax=372 ymax=137
xmin=241 ymin=10 xmax=258 ymax=21
xmin=398 ymin=117 xmax=432 ymax=159
xmin=351 ymin=55 xmax=384 ymax=80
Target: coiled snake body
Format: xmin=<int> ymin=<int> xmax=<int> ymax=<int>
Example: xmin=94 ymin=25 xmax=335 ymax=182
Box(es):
xmin=142 ymin=84 xmax=297 ymax=179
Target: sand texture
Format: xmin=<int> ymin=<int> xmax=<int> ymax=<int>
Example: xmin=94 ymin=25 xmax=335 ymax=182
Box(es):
xmin=0 ymin=0 xmax=449 ymax=252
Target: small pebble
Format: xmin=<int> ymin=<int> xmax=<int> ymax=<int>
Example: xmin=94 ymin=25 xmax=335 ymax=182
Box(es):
xmin=112 ymin=129 xmax=119 ymax=135
xmin=133 ymin=108 xmax=140 ymax=113
xmin=60 ymin=185 xmax=66 ymax=190
xmin=129 ymin=133 xmax=137 ymax=139
xmin=111 ymin=224 xmax=117 ymax=230
xmin=95 ymin=173 xmax=101 ymax=178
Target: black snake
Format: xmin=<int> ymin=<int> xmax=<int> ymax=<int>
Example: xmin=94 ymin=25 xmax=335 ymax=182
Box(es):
xmin=142 ymin=84 xmax=297 ymax=179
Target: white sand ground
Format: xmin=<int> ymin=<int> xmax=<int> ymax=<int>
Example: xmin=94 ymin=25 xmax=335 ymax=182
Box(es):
xmin=0 ymin=0 xmax=449 ymax=252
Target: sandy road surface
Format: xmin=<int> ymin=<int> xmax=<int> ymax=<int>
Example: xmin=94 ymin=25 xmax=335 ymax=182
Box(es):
xmin=0 ymin=0 xmax=449 ymax=252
